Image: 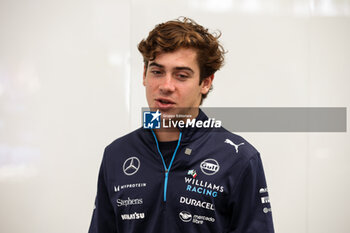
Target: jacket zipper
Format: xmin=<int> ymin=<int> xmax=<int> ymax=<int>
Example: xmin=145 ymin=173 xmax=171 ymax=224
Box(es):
xmin=151 ymin=130 xmax=182 ymax=202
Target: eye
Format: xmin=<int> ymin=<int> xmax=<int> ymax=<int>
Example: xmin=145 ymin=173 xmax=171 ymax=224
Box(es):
xmin=176 ymin=73 xmax=189 ymax=79
xmin=150 ymin=69 xmax=163 ymax=76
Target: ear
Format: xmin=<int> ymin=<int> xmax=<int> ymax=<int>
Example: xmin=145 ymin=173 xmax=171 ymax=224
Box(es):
xmin=143 ymin=65 xmax=147 ymax=86
xmin=200 ymin=74 xmax=214 ymax=95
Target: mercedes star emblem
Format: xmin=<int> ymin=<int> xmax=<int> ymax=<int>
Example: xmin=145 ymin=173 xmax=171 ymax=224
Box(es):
xmin=123 ymin=157 xmax=140 ymax=176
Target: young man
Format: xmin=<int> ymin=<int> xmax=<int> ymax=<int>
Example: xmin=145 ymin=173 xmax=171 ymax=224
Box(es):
xmin=89 ymin=17 xmax=274 ymax=233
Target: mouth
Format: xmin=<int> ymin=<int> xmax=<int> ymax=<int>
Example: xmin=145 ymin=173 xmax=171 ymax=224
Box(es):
xmin=155 ymin=98 xmax=175 ymax=109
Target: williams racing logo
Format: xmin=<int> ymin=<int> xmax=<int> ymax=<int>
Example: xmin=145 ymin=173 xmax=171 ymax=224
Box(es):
xmin=184 ymin=176 xmax=224 ymax=198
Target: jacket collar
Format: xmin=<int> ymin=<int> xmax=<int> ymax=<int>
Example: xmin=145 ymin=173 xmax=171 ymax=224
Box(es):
xmin=178 ymin=108 xmax=210 ymax=144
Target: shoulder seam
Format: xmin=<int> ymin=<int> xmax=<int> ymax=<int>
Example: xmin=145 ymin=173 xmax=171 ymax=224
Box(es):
xmin=231 ymin=152 xmax=260 ymax=195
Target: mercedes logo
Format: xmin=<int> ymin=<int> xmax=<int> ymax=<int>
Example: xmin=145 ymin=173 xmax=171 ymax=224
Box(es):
xmin=123 ymin=157 xmax=140 ymax=176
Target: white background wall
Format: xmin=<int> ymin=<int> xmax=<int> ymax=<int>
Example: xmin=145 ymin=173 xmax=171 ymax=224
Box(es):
xmin=1 ymin=0 xmax=349 ymax=232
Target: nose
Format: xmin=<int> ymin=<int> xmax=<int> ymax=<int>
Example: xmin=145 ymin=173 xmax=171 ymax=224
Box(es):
xmin=159 ymin=75 xmax=175 ymax=94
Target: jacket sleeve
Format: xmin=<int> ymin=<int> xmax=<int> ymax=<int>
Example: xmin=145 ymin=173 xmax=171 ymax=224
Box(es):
xmin=88 ymin=149 xmax=118 ymax=233
xmin=228 ymin=153 xmax=275 ymax=233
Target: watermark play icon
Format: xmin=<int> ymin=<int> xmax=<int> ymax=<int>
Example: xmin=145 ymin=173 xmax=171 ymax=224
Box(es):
xmin=143 ymin=110 xmax=161 ymax=129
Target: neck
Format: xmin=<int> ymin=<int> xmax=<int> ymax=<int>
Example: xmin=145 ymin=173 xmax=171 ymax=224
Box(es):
xmin=154 ymin=129 xmax=180 ymax=142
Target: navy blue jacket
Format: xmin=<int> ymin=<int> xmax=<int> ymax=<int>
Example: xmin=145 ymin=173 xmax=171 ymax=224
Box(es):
xmin=89 ymin=110 xmax=274 ymax=233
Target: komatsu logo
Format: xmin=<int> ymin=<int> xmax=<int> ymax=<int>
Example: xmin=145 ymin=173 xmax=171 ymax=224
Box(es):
xmin=121 ymin=212 xmax=145 ymax=220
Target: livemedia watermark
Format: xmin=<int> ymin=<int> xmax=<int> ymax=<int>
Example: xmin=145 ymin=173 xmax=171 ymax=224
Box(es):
xmin=141 ymin=107 xmax=347 ymax=132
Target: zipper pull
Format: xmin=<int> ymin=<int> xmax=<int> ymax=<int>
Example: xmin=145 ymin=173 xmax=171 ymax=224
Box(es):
xmin=164 ymin=169 xmax=169 ymax=202
xmin=165 ymin=169 xmax=169 ymax=181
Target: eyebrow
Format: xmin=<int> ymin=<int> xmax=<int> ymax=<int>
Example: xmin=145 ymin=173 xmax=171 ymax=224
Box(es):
xmin=149 ymin=62 xmax=164 ymax=68
xmin=149 ymin=62 xmax=194 ymax=74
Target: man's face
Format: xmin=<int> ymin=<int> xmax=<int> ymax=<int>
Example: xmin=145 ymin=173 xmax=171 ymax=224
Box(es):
xmin=143 ymin=48 xmax=213 ymax=118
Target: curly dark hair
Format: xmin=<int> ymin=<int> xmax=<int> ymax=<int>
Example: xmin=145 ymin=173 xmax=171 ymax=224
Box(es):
xmin=138 ymin=17 xmax=225 ymax=102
